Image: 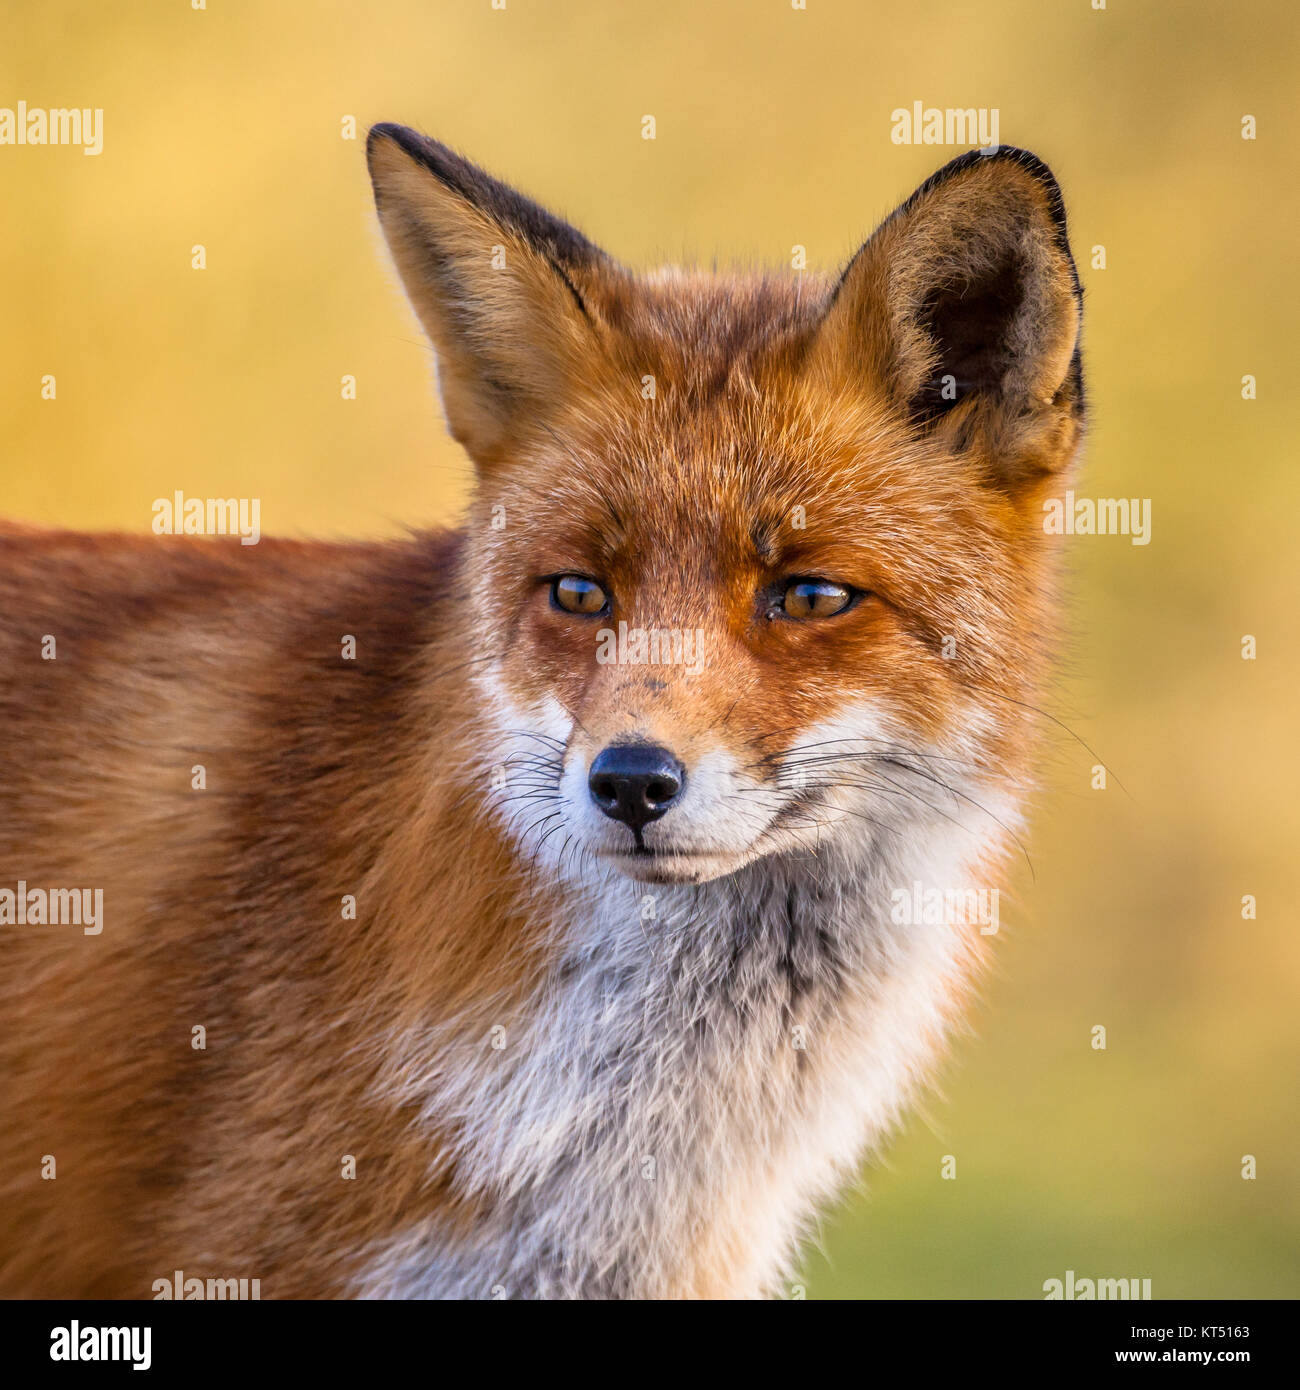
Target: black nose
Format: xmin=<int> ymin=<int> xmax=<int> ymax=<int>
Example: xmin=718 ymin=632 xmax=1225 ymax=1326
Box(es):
xmin=588 ymin=743 xmax=685 ymax=831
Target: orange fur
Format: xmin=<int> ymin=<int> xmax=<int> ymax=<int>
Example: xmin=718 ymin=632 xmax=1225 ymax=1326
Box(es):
xmin=0 ymin=133 xmax=1083 ymax=1298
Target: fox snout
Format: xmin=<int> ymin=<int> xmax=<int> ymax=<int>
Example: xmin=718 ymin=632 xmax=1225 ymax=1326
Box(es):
xmin=587 ymin=742 xmax=686 ymax=834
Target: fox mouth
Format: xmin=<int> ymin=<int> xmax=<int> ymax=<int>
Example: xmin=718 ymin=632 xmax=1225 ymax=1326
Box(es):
xmin=597 ymin=845 xmax=752 ymax=885
xmin=597 ymin=788 xmax=829 ymax=884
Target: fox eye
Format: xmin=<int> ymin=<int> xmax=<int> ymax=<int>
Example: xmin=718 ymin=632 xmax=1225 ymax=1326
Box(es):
xmin=781 ymin=578 xmax=854 ymax=619
xmin=551 ymin=574 xmax=610 ymax=615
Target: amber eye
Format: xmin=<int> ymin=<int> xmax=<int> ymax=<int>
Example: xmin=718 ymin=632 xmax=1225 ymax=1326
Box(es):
xmin=551 ymin=574 xmax=610 ymax=615
xmin=781 ymin=578 xmax=855 ymax=619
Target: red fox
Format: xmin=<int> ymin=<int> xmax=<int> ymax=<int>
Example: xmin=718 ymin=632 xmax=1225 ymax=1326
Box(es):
xmin=0 ymin=127 xmax=1083 ymax=1299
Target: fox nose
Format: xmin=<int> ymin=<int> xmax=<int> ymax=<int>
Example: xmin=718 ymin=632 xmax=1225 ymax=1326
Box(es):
xmin=588 ymin=744 xmax=685 ymax=831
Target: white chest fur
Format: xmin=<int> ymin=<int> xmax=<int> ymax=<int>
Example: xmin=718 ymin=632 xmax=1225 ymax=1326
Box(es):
xmin=356 ymin=806 xmax=1005 ymax=1299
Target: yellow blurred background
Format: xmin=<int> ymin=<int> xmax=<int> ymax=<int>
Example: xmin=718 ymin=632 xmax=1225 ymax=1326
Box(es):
xmin=3 ymin=1 xmax=1297 ymax=1297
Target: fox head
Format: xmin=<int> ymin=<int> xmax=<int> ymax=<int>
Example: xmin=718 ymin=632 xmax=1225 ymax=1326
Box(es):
xmin=368 ymin=126 xmax=1083 ymax=886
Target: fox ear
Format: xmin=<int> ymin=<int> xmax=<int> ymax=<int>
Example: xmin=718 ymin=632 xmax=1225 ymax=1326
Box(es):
xmin=813 ymin=148 xmax=1084 ymax=487
xmin=367 ymin=125 xmax=613 ymax=468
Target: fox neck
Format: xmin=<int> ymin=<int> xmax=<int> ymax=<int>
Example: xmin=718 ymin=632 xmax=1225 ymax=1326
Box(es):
xmin=360 ymin=733 xmax=1007 ymax=1299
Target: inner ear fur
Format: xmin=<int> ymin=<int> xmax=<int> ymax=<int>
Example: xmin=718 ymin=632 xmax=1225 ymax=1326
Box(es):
xmin=366 ymin=124 xmax=617 ymax=468
xmin=814 ymin=148 xmax=1084 ymax=486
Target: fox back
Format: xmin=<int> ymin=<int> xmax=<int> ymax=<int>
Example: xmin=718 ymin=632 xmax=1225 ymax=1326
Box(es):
xmin=0 ymin=130 xmax=1083 ymax=1298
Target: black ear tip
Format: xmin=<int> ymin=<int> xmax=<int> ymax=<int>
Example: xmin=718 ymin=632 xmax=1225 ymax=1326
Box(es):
xmin=368 ymin=123 xmax=476 ymax=182
xmin=366 ymin=121 xmax=410 ymax=157
xmin=890 ymin=144 xmax=1077 ymax=291
xmin=977 ymin=144 xmax=1062 ymax=185
xmin=363 ymin=126 xmax=606 ymax=273
xmin=914 ymin=145 xmax=1069 ymax=231
xmin=364 ymin=125 xmax=512 ymax=210
xmin=366 ymin=123 xmax=413 ymax=183
xmin=984 ymin=145 xmax=1067 ymax=218
xmin=365 ymin=125 xmax=488 ymax=217
xmin=917 ymin=144 xmax=1063 ymax=195
xmin=367 ymin=123 xmax=448 ymax=171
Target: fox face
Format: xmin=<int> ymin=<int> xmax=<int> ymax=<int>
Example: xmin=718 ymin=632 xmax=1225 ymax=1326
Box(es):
xmin=368 ymin=127 xmax=1083 ymax=887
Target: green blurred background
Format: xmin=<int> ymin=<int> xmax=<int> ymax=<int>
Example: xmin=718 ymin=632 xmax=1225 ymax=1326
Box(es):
xmin=3 ymin=1 xmax=1297 ymax=1298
